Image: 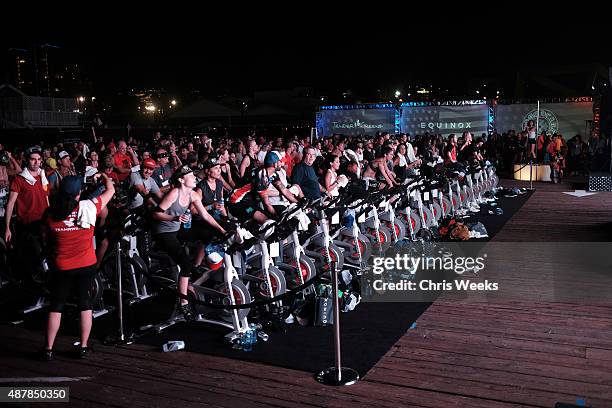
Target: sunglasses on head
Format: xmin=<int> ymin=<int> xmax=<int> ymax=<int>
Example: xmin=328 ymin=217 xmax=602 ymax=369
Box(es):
xmin=26 ymin=146 xmax=42 ymax=156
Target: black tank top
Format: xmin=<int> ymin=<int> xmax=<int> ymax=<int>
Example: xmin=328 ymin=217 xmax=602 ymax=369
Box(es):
xmin=239 ymin=154 xmax=258 ymax=187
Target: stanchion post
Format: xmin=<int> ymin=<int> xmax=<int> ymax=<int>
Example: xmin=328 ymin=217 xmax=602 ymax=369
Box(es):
xmin=104 ymin=241 xmax=135 ymax=345
xmin=315 ymin=262 xmax=360 ymax=386
xmin=116 ymin=241 xmax=125 ymax=341
xmin=528 ymin=160 xmax=534 ymax=191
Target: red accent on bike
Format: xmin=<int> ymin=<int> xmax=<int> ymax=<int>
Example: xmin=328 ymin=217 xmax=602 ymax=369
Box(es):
xmin=257 ymin=273 xmax=279 ymax=297
xmin=289 ymin=260 xmax=310 ymax=284
xmin=319 ymin=248 xmax=337 ymax=271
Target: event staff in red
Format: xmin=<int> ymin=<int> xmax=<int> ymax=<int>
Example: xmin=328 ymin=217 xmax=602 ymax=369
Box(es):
xmin=4 ymin=146 xmax=50 ymax=245
xmin=41 ymin=173 xmax=114 ymax=360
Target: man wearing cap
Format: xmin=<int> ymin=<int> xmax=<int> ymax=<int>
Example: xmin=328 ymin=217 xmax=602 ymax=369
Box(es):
xmin=47 ymin=150 xmax=76 ymax=197
xmin=127 ymin=158 xmax=163 ymax=211
xmin=228 ymin=151 xmax=299 ymax=224
xmin=151 ymin=148 xmax=173 ymax=193
xmin=257 ymin=151 xmax=300 ymax=218
xmin=42 ymin=173 xmax=115 ymax=360
xmin=4 ymin=146 xmax=50 ymax=245
xmin=266 ymin=151 xmax=304 ymax=214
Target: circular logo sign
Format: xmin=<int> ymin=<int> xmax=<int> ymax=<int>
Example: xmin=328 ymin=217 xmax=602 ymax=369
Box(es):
xmin=522 ymin=108 xmax=558 ymax=134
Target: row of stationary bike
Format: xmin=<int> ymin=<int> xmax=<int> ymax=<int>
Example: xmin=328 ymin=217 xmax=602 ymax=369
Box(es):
xmin=97 ymin=163 xmax=499 ymax=346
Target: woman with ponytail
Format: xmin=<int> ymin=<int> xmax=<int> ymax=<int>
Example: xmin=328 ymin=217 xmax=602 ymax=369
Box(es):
xmin=41 ymin=173 xmax=114 ymax=361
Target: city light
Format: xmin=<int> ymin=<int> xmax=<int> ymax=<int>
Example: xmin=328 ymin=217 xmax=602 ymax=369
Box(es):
xmin=78 ymin=96 xmax=85 ymax=102
xmin=92 ymin=96 xmax=96 ymax=101
xmin=171 ymin=100 xmax=177 ymax=106
xmin=394 ymin=90 xmax=401 ymax=98
xmin=145 ymin=105 xmax=156 ymax=112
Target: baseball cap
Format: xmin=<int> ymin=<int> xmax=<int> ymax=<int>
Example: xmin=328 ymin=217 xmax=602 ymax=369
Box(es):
xmin=143 ymin=158 xmax=156 ymax=169
xmin=25 ymin=145 xmax=42 ymax=158
xmin=171 ymin=165 xmax=194 ymax=183
xmin=57 ymin=150 xmax=70 ymax=160
xmin=264 ymin=151 xmax=282 ymax=167
xmin=202 ymin=155 xmax=220 ymax=169
xmin=59 ymin=175 xmax=83 ymax=198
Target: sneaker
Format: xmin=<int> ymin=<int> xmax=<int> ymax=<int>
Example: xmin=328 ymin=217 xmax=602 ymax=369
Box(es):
xmin=77 ymin=347 xmax=91 ymax=359
xmin=180 ymin=303 xmax=196 ymax=322
xmin=39 ymin=348 xmax=54 ymax=361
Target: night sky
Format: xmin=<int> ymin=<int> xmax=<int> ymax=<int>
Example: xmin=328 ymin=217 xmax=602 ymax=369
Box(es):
xmin=2 ymin=23 xmax=611 ymax=99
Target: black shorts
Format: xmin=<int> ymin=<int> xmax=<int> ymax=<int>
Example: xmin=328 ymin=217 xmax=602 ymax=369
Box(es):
xmin=528 ymin=138 xmax=536 ymax=145
xmin=227 ymin=200 xmax=260 ymax=222
xmin=48 ymin=265 xmax=97 ymax=312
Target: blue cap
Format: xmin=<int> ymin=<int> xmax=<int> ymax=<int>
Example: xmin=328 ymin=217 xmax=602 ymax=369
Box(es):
xmin=264 ymin=151 xmax=281 ymax=167
xmin=59 ymin=175 xmax=83 ymax=198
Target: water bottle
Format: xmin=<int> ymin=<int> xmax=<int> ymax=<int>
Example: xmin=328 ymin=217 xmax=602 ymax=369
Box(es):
xmin=183 ymin=209 xmax=192 ymax=229
xmin=212 ymin=197 xmax=223 ymax=219
xmin=242 ymin=330 xmax=253 ymax=352
xmin=249 ymin=323 xmax=258 ymax=345
xmin=162 ymin=340 xmax=185 ymax=352
xmin=218 ymin=197 xmax=224 ymax=217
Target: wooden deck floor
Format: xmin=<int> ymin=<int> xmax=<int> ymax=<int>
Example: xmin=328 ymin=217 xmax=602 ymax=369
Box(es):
xmin=2 ymin=179 xmax=612 ymax=408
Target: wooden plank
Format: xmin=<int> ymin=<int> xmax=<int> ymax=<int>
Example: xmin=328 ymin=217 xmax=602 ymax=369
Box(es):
xmin=396 ymin=328 xmax=587 ymax=358
xmin=366 ymin=367 xmax=603 ymax=408
xmin=586 ymin=347 xmax=612 ymax=362
xmin=386 ymin=349 xmax=611 ymax=385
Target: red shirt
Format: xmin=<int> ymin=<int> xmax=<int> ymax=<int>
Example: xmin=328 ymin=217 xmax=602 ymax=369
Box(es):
xmin=282 ymin=154 xmax=294 ymax=177
xmin=46 ymin=198 xmax=102 ymax=271
xmin=113 ymin=153 xmax=133 ymax=181
xmin=10 ymin=174 xmax=49 ymax=224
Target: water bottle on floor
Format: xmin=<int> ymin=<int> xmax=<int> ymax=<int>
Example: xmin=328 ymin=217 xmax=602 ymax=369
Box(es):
xmin=242 ymin=330 xmax=253 ymax=352
xmin=249 ymin=323 xmax=258 ymax=345
xmin=162 ymin=340 xmax=185 ymax=352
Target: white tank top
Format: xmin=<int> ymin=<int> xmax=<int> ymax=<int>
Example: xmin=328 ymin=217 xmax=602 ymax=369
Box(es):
xmin=328 ymin=171 xmax=339 ymax=197
xmin=398 ymin=153 xmax=407 ymax=167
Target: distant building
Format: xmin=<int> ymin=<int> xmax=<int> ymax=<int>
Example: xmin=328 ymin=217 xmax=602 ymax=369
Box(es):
xmin=5 ymin=44 xmax=83 ymax=98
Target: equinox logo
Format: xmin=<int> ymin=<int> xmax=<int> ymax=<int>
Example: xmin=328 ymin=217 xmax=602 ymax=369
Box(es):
xmin=420 ymin=122 xmax=473 ymax=130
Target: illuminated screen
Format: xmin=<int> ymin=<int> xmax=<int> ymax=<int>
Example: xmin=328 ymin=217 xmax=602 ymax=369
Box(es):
xmin=495 ymin=102 xmax=593 ymax=136
xmin=400 ymin=104 xmax=489 ymax=137
xmin=318 ymin=108 xmax=396 ymax=137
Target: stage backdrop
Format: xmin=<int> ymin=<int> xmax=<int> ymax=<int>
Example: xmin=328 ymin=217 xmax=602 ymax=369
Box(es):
xmin=400 ymin=104 xmax=489 ymax=137
xmin=495 ymin=102 xmax=593 ymax=136
xmin=318 ymin=108 xmax=395 ymax=137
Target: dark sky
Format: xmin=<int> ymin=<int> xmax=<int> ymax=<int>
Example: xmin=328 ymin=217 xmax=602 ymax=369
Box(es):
xmin=3 ymin=24 xmax=611 ymax=98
